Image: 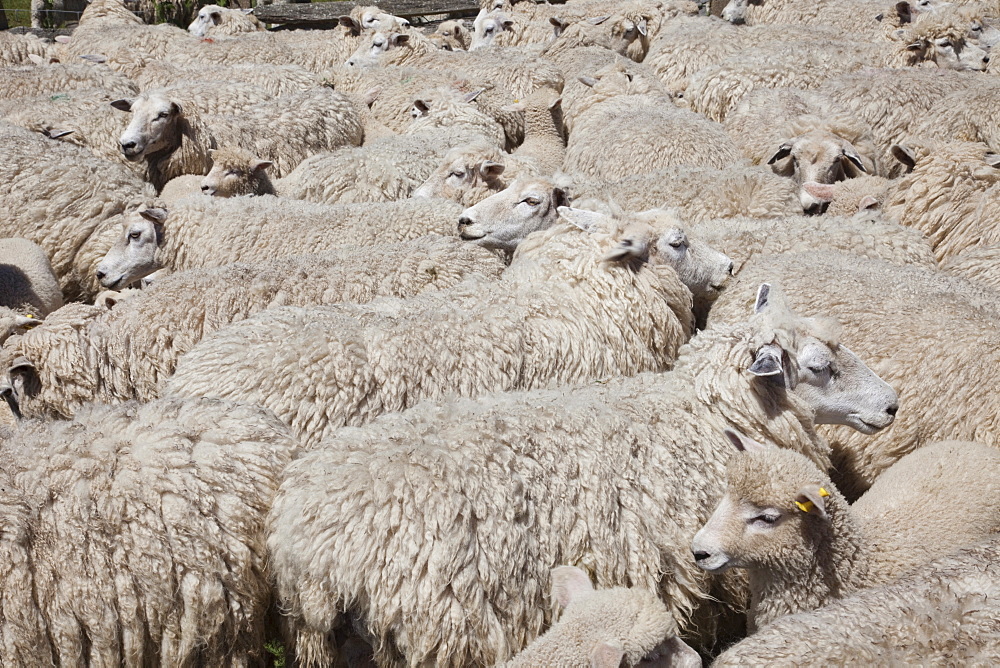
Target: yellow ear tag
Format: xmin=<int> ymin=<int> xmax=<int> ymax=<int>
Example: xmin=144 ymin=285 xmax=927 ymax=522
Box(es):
xmin=796 ymin=487 xmax=829 ymax=513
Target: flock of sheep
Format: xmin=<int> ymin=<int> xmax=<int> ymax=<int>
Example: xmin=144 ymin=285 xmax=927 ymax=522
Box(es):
xmin=1 ymin=0 xmax=1000 ymax=664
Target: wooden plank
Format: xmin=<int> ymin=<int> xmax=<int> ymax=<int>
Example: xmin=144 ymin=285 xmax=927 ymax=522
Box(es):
xmin=255 ymin=0 xmax=480 ymax=26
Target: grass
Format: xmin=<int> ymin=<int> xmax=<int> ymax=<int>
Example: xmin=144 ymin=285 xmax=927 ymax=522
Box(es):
xmin=3 ymin=0 xmax=33 ymax=28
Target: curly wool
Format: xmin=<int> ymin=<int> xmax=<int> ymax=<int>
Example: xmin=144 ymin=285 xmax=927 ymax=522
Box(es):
xmin=713 ymin=537 xmax=1000 ymax=666
xmin=907 ymin=77 xmax=1000 ymax=158
xmin=265 ymin=299 xmax=833 ymax=666
xmin=1 ymin=237 xmax=503 ymax=419
xmin=942 ymin=244 xmax=1000 ymax=291
xmin=571 ymin=164 xmax=801 ymax=221
xmin=164 ymin=221 xmax=694 ymax=447
xmin=136 ymin=62 xmax=320 ymax=99
xmin=0 ymin=238 xmax=63 ymax=319
xmin=0 ymin=123 xmax=153 ymax=301
xmin=0 ymin=63 xmax=138 ymax=101
xmin=0 ymin=32 xmax=54 ymax=66
xmin=709 ymin=251 xmax=1000 ymax=498
xmin=0 ymin=396 xmax=298 ymax=666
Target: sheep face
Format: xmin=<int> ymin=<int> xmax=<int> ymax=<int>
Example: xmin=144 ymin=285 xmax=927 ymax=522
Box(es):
xmin=95 ymin=209 xmax=165 ymax=290
xmin=202 ymin=154 xmax=273 ymax=197
xmin=766 ymin=131 xmax=870 ymax=214
xmin=457 ymin=178 xmax=567 ymax=253
xmin=900 ymin=31 xmax=990 ymax=70
xmin=345 ymin=31 xmax=409 ymax=67
xmin=747 ymin=284 xmax=898 ymax=434
xmin=112 ymin=94 xmax=183 ymax=162
xmin=648 ymin=228 xmax=733 ymax=303
xmin=412 ymin=146 xmax=506 ymax=205
xmin=969 ymin=17 xmax=1000 ymax=49
xmin=721 ymin=0 xmax=750 ymax=24
xmin=188 ymin=5 xmax=222 ymax=37
xmin=432 ymin=20 xmax=470 ymax=51
xmin=470 ymin=9 xmax=513 ymax=50
xmin=692 ymin=436 xmax=835 ymax=577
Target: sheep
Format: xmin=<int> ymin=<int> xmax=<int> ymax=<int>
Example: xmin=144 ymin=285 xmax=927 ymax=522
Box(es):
xmin=134 ymin=62 xmax=321 ymax=98
xmin=162 ymin=217 xmax=701 ymax=448
xmin=720 ymin=0 xmax=925 ymax=39
xmin=800 ymin=174 xmax=892 ymax=216
xmin=692 ymin=436 xmax=1000 ymax=631
xmin=883 ymin=140 xmax=1000 ymax=261
xmin=906 ymin=77 xmax=1000 ymax=149
xmin=568 ymin=164 xmax=802 ymax=221
xmin=0 ymin=122 xmax=154 ymax=301
xmin=564 ymin=69 xmax=742 ymax=179
xmin=187 ymin=4 xmax=264 ymax=38
xmin=411 ymin=142 xmax=512 ymax=206
xmin=429 ymin=19 xmax=471 ymax=50
xmin=200 ymin=146 xmax=278 ymax=198
xmin=157 ymin=173 xmax=207 ymax=205
xmin=0 ymin=62 xmax=138 ymax=101
xmin=539 ymin=9 xmax=661 ymax=64
xmin=503 ymin=86 xmax=565 ymax=176
xmin=941 ymin=245 xmax=1000 ymax=291
xmin=708 ymin=251 xmax=1000 ymax=499
xmin=457 ymin=176 xmax=570 ymax=256
xmin=0 ymin=396 xmax=299 ymax=664
xmin=0 ymin=32 xmax=54 ymax=66
xmin=889 ymin=6 xmax=991 ymax=69
xmin=0 ymin=238 xmax=63 ymax=320
xmin=1 ymin=237 xmax=504 ymax=419
xmin=91 ymin=198 xmax=466 ymax=289
xmin=817 ymin=68 xmax=977 ymax=177
xmin=712 ymin=537 xmax=1000 ymax=666
xmin=264 ymin=284 xmax=898 ymax=666
xmin=405 ymin=86 xmax=508 ymax=147
xmin=502 ymin=566 xmax=700 ymax=668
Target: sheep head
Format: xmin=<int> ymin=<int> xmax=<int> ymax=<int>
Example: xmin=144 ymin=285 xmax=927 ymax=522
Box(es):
xmin=766 ymin=129 xmax=873 ymax=214
xmin=112 ymin=93 xmax=184 ymax=162
xmin=456 ymin=177 xmax=568 ymax=254
xmin=202 ymin=146 xmax=274 ymax=197
xmin=96 ymin=207 xmax=168 ymax=290
xmin=412 ymin=143 xmax=507 ymax=206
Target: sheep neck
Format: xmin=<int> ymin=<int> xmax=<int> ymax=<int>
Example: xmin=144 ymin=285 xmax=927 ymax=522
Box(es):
xmin=748 ymin=494 xmax=870 ymax=631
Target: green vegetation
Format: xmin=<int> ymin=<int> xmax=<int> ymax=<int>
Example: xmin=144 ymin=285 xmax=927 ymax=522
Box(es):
xmin=265 ymin=639 xmax=287 ymax=668
xmin=3 ymin=0 xmax=34 ymax=28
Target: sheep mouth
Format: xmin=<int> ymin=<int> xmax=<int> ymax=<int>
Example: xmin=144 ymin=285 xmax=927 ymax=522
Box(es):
xmin=101 ymin=275 xmax=125 ymax=290
xmin=459 ymin=230 xmax=487 ymax=241
xmin=846 ymin=413 xmax=891 ymax=434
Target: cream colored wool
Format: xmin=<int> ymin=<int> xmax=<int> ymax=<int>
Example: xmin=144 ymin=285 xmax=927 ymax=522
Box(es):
xmin=729 ymin=0 xmax=910 ymax=40
xmin=0 ymin=63 xmax=138 ymax=101
xmin=818 ymin=68 xmax=977 ymax=177
xmin=701 ymin=440 xmax=1000 ymax=630
xmin=411 ymin=142 xmax=514 ymax=206
xmin=709 ymin=251 xmax=1000 ymax=497
xmin=0 ymin=33 xmax=54 ymax=66
xmin=164 ymin=221 xmax=694 ymax=448
xmin=0 ymin=238 xmax=63 ymax=319
xmin=59 ymin=21 xmax=198 ymax=63
xmin=502 ymin=568 xmax=685 ymax=667
xmin=559 ymin=59 xmax=672 ymax=137
xmin=135 ymin=62 xmax=320 ymax=98
xmin=86 ymin=196 xmax=467 ymax=289
xmin=1 ymin=237 xmax=502 ymax=419
xmin=689 ymin=212 xmax=936 ymax=271
xmin=0 ymin=396 xmax=298 ymax=665
xmin=201 ymin=145 xmax=278 ymax=198
xmin=942 ymin=244 xmax=1000 ymax=291
xmin=158 ymin=173 xmax=206 ymax=205
xmin=265 ymin=296 xmax=850 ymax=666
xmin=405 ymin=85 xmax=508 ymax=147
xmin=883 ymin=140 xmax=1000 ymax=261
xmin=0 ymin=123 xmax=153 ymax=301
xmin=188 ymin=4 xmax=265 ymax=37
xmin=430 ymin=20 xmax=471 ymax=50
xmin=713 ymin=537 xmax=1000 ymax=666
xmin=907 ymin=77 xmax=1000 ymax=154
xmin=888 ymin=7 xmax=991 ymax=69
xmin=808 ymin=174 xmax=892 ymax=216
xmin=506 ymin=86 xmax=566 ymax=176
xmin=570 ymin=164 xmax=801 ymax=221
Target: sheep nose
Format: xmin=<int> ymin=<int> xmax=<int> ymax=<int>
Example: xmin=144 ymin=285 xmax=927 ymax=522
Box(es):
xmin=727 ymin=261 xmax=734 ymax=275
xmin=886 ymin=403 xmax=898 ymax=417
xmin=692 ymin=550 xmax=711 ymax=563
xmin=120 ymin=140 xmax=136 ymax=150
xmin=95 ymin=269 xmax=106 ymax=280
xmin=457 ymin=216 xmax=473 ymax=228
xmin=201 ymin=185 xmax=210 ymax=192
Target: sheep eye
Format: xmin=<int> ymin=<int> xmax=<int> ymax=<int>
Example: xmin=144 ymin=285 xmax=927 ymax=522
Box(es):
xmin=156 ymin=111 xmax=169 ymax=119
xmin=668 ymin=239 xmax=684 ymax=248
xmin=128 ymin=231 xmax=141 ymax=240
xmin=939 ymin=40 xmax=953 ymax=47
xmin=449 ymin=170 xmax=465 ymax=178
xmin=522 ymin=197 xmax=541 ymax=206
xmin=750 ymin=513 xmax=779 ymax=527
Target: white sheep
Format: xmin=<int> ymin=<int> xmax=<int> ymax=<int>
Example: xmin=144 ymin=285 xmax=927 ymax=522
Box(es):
xmin=883 ymin=139 xmax=1000 ymax=261
xmin=0 ymin=237 xmax=63 ymax=319
xmin=200 ymin=146 xmax=278 ymax=197
xmin=187 ymin=4 xmax=264 ymax=37
xmin=0 ymin=122 xmax=154 ymax=301
xmin=429 ymin=19 xmax=471 ymax=50
xmin=456 ymin=175 xmax=570 ymax=255
xmin=712 ymin=537 xmax=1000 ymax=666
xmin=800 ymin=174 xmax=891 ymax=216
xmin=905 ymin=76 xmax=1000 ymax=152
xmin=264 ymin=284 xmax=897 ymax=666
xmin=1 ymin=237 xmax=504 ymax=419
xmin=411 ymin=142 xmax=512 ymax=206
xmin=568 ymin=164 xmax=802 ymax=221
xmin=0 ymin=62 xmax=138 ymax=101
xmin=0 ymin=396 xmax=299 ymax=664
xmin=134 ymin=62 xmax=321 ymax=98
xmin=0 ymin=32 xmax=55 ymax=66
xmin=708 ymin=250 xmax=1000 ymax=499
xmin=91 ymin=198 xmax=466 ymax=289
xmin=692 ymin=436 xmax=1000 ymax=631
xmin=502 ymin=566 xmax=700 ymax=668
xmin=564 ymin=66 xmax=742 ymax=179
xmin=162 ymin=217 xmax=701 ymax=447
xmin=941 ymin=244 xmax=1000 ymax=292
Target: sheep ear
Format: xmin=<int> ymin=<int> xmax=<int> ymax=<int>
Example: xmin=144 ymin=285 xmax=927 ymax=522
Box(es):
xmin=339 ymin=16 xmax=362 ymax=34
xmin=549 ymin=96 xmax=562 ymax=110
xmin=79 ymin=53 xmax=107 ymax=63
xmin=905 ymin=40 xmax=924 ymax=52
xmin=986 ymin=153 xmax=1000 ymax=168
xmin=10 ymin=356 xmax=35 ymax=373
xmin=550 ymin=16 xmax=570 ymax=36
xmin=552 ymin=186 xmax=569 ymax=209
xmin=895 ymin=1 xmax=912 ymax=22
xmin=637 ymin=18 xmax=648 ymax=36
xmin=723 ymin=428 xmax=768 ymax=453
xmin=42 ymin=128 xmax=74 ymax=139
xmin=648 ymin=637 xmax=702 ymax=668
xmin=603 ymin=235 xmax=648 ymax=263
xmin=749 ymin=343 xmax=783 ymax=377
xmin=502 ymin=18 xmax=514 ymax=29
xmin=389 ymin=33 xmax=410 ymax=47
xmin=578 ymin=75 xmax=599 ymax=87
xmin=551 ymin=566 xmax=593 ymax=608
xmin=587 ymin=15 xmax=611 ymax=24
xmin=801 ymin=181 xmax=834 ymax=203
xmin=590 ymin=641 xmax=624 ymax=668
xmin=463 ymin=89 xmax=484 ymax=103
xmin=841 ymin=148 xmax=868 ymax=175
xmin=209 ymin=9 xmax=222 ymax=25
xmin=794 ymin=484 xmax=829 ymax=518
xmin=140 ymin=207 xmax=168 ymax=224
xmin=27 ymin=53 xmax=45 ymax=65
xmin=479 ymin=160 xmax=505 ymax=179
xmin=251 ymin=160 xmax=273 ymax=173
xmin=766 ymin=143 xmax=793 ymax=165
xmin=858 ymin=195 xmax=880 ymax=211
xmin=413 ymin=99 xmax=430 ymax=114
xmin=890 ymin=144 xmax=917 ymax=171
xmin=754 ymin=283 xmax=771 ymax=313
xmin=14 ymin=315 xmax=40 ymax=328
xmin=55 ymin=34 xmax=71 ymax=43
xmin=558 ymin=206 xmax=605 ymax=232
xmin=110 ymin=98 xmax=133 ymax=112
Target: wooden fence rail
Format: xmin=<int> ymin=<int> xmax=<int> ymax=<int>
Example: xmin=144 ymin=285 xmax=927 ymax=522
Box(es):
xmin=254 ymin=0 xmax=481 ymax=28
